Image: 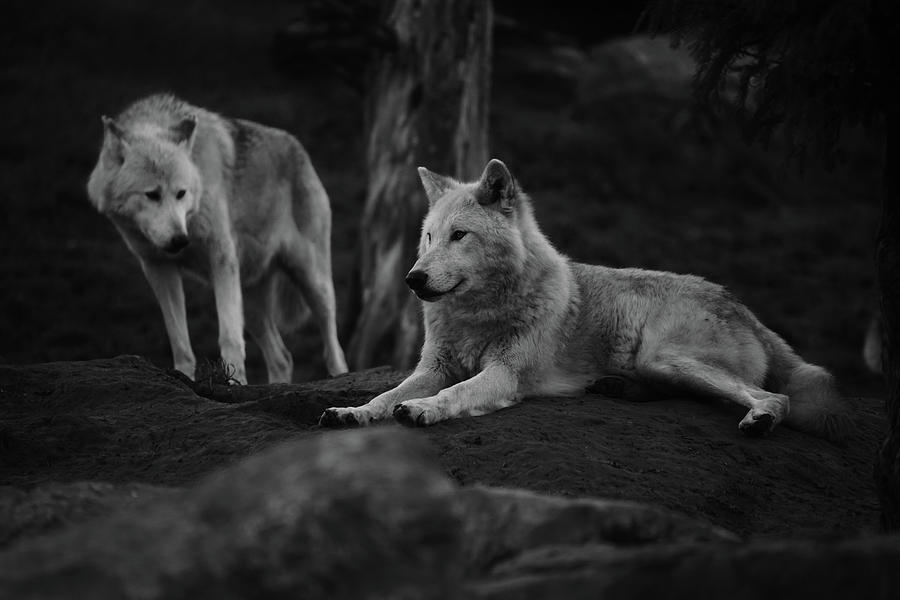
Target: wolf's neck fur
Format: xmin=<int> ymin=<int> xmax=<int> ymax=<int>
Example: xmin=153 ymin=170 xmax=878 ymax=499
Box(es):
xmin=508 ymin=201 xmax=577 ymax=324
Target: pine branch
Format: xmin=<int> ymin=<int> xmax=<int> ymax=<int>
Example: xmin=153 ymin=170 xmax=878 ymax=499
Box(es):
xmin=642 ymin=0 xmax=893 ymax=168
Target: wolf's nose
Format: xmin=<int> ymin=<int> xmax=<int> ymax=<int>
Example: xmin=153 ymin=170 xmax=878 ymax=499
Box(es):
xmin=165 ymin=234 xmax=190 ymax=254
xmin=405 ymin=270 xmax=428 ymax=291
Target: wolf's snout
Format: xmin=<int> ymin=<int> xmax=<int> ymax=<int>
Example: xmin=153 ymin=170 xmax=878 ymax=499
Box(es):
xmin=405 ymin=270 xmax=428 ymax=291
xmin=164 ymin=234 xmax=190 ymax=254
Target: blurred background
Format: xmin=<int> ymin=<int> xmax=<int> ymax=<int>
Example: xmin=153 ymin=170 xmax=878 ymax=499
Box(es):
xmin=0 ymin=0 xmax=884 ymax=394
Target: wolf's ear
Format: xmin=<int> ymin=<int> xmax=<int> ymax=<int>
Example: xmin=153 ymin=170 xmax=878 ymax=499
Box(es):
xmin=100 ymin=116 xmax=129 ymax=166
xmin=171 ymin=115 xmax=198 ymax=152
xmin=476 ymin=159 xmax=517 ymax=213
xmin=417 ymin=167 xmax=455 ymax=207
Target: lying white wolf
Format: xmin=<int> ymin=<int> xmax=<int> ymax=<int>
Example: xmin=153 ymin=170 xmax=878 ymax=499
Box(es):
xmin=321 ymin=159 xmax=852 ymax=440
xmin=87 ymin=94 xmax=348 ymax=384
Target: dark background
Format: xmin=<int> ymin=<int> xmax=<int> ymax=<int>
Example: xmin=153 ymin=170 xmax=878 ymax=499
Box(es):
xmin=0 ymin=0 xmax=884 ymax=395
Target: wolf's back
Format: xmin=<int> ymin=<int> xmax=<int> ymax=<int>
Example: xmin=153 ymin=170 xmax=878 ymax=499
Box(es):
xmin=225 ymin=119 xmax=328 ymax=334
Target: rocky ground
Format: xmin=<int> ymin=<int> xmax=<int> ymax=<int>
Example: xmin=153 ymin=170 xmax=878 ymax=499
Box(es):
xmin=1 ymin=357 xmax=898 ymax=597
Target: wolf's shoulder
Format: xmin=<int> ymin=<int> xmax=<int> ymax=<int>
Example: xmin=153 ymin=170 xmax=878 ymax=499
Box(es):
xmin=224 ymin=117 xmax=307 ymax=175
xmin=226 ymin=117 xmax=299 ymax=148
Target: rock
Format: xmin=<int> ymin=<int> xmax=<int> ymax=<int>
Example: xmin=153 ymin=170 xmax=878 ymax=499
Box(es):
xmin=0 ymin=356 xmax=310 ymax=487
xmin=468 ymin=534 xmax=900 ymax=599
xmin=0 ymin=428 xmax=464 ymax=600
xmin=1 ymin=357 xmax=897 ymax=598
xmin=459 ymin=485 xmax=738 ymax=577
xmin=0 ymin=425 xmax=748 ymax=600
xmin=2 ymin=405 xmax=899 ymax=599
xmin=0 ymin=356 xmax=887 ymax=539
xmin=0 ymin=482 xmax=177 ymax=550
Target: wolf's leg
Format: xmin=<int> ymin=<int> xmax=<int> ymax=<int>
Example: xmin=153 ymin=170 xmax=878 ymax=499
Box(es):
xmin=636 ymin=353 xmax=788 ymax=436
xmin=393 ymin=364 xmax=520 ymax=427
xmin=319 ymin=368 xmax=448 ymax=427
xmin=140 ymin=260 xmax=196 ymax=380
xmin=208 ymin=235 xmax=247 ymax=384
xmin=281 ymin=233 xmax=348 ymax=376
xmin=245 ymin=283 xmax=294 ymax=384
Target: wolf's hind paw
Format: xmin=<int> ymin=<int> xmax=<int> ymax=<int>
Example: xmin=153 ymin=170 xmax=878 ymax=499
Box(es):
xmin=738 ymin=412 xmax=775 ymax=437
xmin=319 ymin=408 xmax=361 ymax=429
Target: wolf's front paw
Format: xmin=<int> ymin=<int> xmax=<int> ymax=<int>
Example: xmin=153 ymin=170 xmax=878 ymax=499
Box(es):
xmin=319 ymin=407 xmax=371 ymax=428
xmin=392 ymin=403 xmax=424 ymax=427
xmin=393 ymin=399 xmax=442 ymax=427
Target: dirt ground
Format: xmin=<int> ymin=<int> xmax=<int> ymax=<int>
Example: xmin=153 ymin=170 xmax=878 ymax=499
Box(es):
xmin=0 ymin=0 xmax=893 ymax=555
xmin=0 ymin=357 xmax=885 ymax=546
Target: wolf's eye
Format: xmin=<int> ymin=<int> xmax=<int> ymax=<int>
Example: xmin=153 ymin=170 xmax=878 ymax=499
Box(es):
xmin=450 ymin=230 xmax=468 ymax=241
xmin=426 ymin=232 xmax=432 ymax=244
xmin=145 ymin=190 xmax=161 ymax=201
xmin=176 ymin=190 xmax=186 ymax=199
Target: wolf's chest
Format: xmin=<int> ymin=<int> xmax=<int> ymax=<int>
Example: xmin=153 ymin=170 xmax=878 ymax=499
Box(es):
xmin=441 ymin=325 xmax=501 ymax=377
xmin=449 ymin=337 xmax=489 ymax=376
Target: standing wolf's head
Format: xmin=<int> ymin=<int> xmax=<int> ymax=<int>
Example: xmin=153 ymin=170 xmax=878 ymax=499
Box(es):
xmin=407 ymin=159 xmax=538 ymax=305
xmin=86 ymin=115 xmax=203 ymax=254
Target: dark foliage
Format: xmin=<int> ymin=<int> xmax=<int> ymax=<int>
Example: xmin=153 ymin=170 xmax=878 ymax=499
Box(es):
xmin=643 ymin=0 xmax=896 ymax=168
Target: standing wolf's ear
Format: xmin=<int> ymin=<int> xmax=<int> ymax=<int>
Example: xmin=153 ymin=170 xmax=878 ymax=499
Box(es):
xmin=171 ymin=115 xmax=198 ymax=152
xmin=100 ymin=115 xmax=129 ymax=166
xmin=476 ymin=159 xmax=517 ymax=213
xmin=417 ymin=167 xmax=456 ymax=207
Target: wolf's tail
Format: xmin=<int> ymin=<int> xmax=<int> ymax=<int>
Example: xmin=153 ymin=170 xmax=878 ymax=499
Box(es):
xmin=762 ymin=328 xmax=856 ymax=443
xmin=272 ymin=273 xmax=311 ymax=333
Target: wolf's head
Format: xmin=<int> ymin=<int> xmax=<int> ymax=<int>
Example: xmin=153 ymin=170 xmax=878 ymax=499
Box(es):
xmin=407 ymin=159 xmax=533 ymax=304
xmin=86 ymin=115 xmax=203 ymax=254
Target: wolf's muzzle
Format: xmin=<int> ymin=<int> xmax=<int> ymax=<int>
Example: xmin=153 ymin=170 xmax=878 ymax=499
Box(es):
xmin=405 ymin=270 xmax=428 ymax=291
xmin=164 ymin=234 xmax=190 ymax=254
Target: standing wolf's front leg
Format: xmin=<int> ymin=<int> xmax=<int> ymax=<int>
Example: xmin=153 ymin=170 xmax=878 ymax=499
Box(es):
xmin=140 ymin=259 xmax=196 ymax=380
xmin=393 ymin=364 xmax=520 ymax=426
xmin=209 ymin=234 xmax=247 ymax=384
xmin=319 ymin=368 xmax=449 ymax=427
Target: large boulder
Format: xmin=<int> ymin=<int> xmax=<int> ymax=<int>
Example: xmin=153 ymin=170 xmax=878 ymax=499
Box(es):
xmin=1 ymin=357 xmax=896 ymax=598
xmin=0 ymin=356 xmax=887 ymax=539
xmin=0 ymin=429 xmax=464 ymax=600
xmin=1 ymin=425 xmax=899 ymax=599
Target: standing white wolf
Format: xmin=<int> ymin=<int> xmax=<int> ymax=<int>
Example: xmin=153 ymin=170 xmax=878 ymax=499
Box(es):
xmin=321 ymin=159 xmax=852 ymax=441
xmin=87 ymin=94 xmax=348 ymax=384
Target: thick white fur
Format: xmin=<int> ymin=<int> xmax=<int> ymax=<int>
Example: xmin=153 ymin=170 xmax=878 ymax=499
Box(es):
xmin=321 ymin=159 xmax=852 ymax=441
xmin=87 ymin=94 xmax=347 ymax=383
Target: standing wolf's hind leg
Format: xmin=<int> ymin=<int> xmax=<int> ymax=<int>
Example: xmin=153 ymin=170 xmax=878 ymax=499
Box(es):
xmin=245 ymin=282 xmax=294 ymax=383
xmin=279 ymin=232 xmax=348 ymax=377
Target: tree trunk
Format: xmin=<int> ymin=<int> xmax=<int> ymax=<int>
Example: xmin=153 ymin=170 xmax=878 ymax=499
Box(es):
xmin=876 ymin=106 xmax=900 ymax=530
xmin=348 ymin=0 xmax=492 ymax=369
